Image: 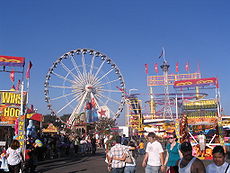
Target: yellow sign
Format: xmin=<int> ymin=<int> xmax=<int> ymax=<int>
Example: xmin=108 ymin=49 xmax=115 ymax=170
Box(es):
xmin=0 ymin=91 xmax=27 ymax=125
xmin=183 ymin=99 xmax=217 ymax=110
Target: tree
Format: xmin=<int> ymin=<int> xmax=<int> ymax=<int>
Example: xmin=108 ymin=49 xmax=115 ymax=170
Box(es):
xmin=95 ymin=117 xmax=117 ymax=136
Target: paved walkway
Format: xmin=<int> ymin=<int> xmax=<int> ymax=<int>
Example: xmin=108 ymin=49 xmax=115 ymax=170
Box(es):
xmin=37 ymin=149 xmax=217 ymax=173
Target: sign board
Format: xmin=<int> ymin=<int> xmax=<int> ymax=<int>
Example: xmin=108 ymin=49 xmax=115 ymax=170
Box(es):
xmin=0 ymin=91 xmax=27 ymax=125
xmin=0 ymin=55 xmax=25 ymax=67
xmin=183 ymin=99 xmax=217 ymax=110
xmin=174 ymin=77 xmax=218 ymax=88
xmin=148 ymin=73 xmax=201 ymax=86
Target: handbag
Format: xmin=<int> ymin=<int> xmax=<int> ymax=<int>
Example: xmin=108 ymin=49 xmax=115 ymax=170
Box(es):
xmin=125 ymin=151 xmax=133 ymax=164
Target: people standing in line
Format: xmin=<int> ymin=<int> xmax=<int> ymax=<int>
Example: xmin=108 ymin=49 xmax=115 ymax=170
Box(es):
xmin=5 ymin=140 xmax=24 ymax=173
xmin=142 ymin=132 xmax=165 ymax=173
xmin=138 ymin=140 xmax=145 ymax=155
xmin=108 ymin=136 xmax=126 ymax=173
xmin=206 ymin=145 xmax=230 ymax=173
xmin=164 ymin=134 xmax=182 ymax=173
xmin=197 ymin=132 xmax=206 ymax=157
xmin=178 ymin=141 xmax=205 ymax=173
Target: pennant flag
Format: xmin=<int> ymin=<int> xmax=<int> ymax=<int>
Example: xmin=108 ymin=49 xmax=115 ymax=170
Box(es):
xmin=158 ymin=47 xmax=165 ymax=59
xmin=185 ymin=62 xmax=189 ymax=72
xmin=11 ymin=85 xmax=15 ymax=90
xmin=176 ymin=62 xmax=179 ymax=72
xmin=144 ymin=64 xmax=149 ymax=74
xmin=10 ymin=69 xmax=15 ymax=82
xmin=16 ymin=80 xmax=21 ymax=91
xmin=26 ymin=61 xmax=32 ymax=79
xmin=154 ymin=63 xmax=158 ymax=73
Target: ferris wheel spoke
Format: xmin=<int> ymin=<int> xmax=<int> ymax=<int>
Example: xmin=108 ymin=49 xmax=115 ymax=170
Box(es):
xmin=52 ymin=72 xmax=77 ymax=84
xmin=56 ymin=95 xmax=80 ymax=114
xmin=69 ymin=92 xmax=88 ymax=123
xmin=98 ymin=89 xmax=121 ymax=93
xmin=94 ymin=60 xmax=106 ymax=78
xmin=70 ymin=56 xmax=87 ymax=84
xmin=81 ymin=53 xmax=87 ymax=75
xmin=92 ymin=69 xmax=114 ymax=86
xmin=50 ymin=92 xmax=76 ymax=101
xmin=96 ymin=79 xmax=120 ymax=87
xmin=96 ymin=93 xmax=120 ymax=105
xmin=49 ymin=85 xmax=74 ymax=89
xmin=89 ymin=54 xmax=96 ymax=75
xmin=60 ymin=62 xmax=83 ymax=85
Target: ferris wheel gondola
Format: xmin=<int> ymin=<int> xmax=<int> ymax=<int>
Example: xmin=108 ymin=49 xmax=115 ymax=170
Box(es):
xmin=44 ymin=48 xmax=126 ymax=126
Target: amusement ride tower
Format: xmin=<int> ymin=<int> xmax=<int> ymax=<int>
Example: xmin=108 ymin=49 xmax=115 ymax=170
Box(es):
xmin=160 ymin=53 xmax=173 ymax=119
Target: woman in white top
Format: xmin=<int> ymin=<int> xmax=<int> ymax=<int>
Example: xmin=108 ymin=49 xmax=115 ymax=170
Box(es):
xmin=124 ymin=141 xmax=137 ymax=173
xmin=206 ymin=145 xmax=230 ymax=173
xmin=6 ymin=140 xmax=24 ymax=173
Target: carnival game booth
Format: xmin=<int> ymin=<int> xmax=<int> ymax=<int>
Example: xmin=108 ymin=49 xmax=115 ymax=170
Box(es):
xmin=174 ymin=77 xmax=224 ymax=160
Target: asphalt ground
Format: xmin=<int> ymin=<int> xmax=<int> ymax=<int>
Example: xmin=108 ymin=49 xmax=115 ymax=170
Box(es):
xmin=36 ymin=149 xmax=226 ymax=173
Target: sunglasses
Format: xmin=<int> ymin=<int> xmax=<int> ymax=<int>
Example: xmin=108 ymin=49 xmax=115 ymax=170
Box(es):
xmin=168 ymin=137 xmax=174 ymax=139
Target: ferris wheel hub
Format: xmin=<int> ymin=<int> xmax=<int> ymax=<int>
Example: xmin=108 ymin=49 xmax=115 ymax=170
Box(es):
xmin=85 ymin=84 xmax=93 ymax=92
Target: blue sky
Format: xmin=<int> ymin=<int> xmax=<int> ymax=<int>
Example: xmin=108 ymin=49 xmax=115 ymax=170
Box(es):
xmin=0 ymin=0 xmax=230 ymax=125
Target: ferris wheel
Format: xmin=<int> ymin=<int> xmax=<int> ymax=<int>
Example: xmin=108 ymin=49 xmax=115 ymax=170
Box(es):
xmin=44 ymin=48 xmax=126 ymax=126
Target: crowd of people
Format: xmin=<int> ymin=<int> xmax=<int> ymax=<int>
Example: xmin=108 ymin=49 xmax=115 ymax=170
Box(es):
xmin=0 ymin=132 xmax=99 ymax=173
xmin=105 ymin=132 xmax=230 ymax=173
xmin=0 ymin=131 xmax=229 ymax=173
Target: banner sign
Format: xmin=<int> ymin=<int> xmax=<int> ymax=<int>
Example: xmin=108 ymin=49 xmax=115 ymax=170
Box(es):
xmin=0 ymin=91 xmax=27 ymax=125
xmin=0 ymin=55 xmax=25 ymax=67
xmin=147 ymin=72 xmax=201 ymax=86
xmin=185 ymin=110 xmax=218 ymax=117
xmin=174 ymin=77 xmax=218 ymax=88
xmin=187 ymin=116 xmax=217 ymax=125
xmin=183 ymin=99 xmax=217 ymax=110
xmin=16 ymin=116 xmax=26 ymax=147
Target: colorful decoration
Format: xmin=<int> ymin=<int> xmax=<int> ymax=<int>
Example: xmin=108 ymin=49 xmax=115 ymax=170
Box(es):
xmin=174 ymin=77 xmax=218 ymax=88
xmin=147 ymin=72 xmax=201 ymax=86
xmin=0 ymin=55 xmax=25 ymax=67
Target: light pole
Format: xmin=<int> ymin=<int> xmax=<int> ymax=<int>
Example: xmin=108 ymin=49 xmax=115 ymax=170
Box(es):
xmin=129 ymin=88 xmax=138 ymax=95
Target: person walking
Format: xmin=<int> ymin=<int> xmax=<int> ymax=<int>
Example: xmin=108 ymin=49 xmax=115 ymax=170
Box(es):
xmin=138 ymin=140 xmax=145 ymax=155
xmin=178 ymin=142 xmax=205 ymax=173
xmin=206 ymin=145 xmax=230 ymax=173
xmin=5 ymin=139 xmax=24 ymax=173
xmin=124 ymin=141 xmax=137 ymax=173
xmin=164 ymin=134 xmax=182 ymax=173
xmin=108 ymin=136 xmax=126 ymax=173
xmin=142 ymin=132 xmax=165 ymax=173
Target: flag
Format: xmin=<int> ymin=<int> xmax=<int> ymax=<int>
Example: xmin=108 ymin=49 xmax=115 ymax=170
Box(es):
xmin=26 ymin=61 xmax=32 ymax=79
xmin=11 ymin=85 xmax=15 ymax=90
xmin=16 ymin=80 xmax=21 ymax=90
xmin=185 ymin=62 xmax=189 ymax=72
xmin=10 ymin=69 xmax=15 ymax=82
xmin=144 ymin=64 xmax=149 ymax=74
xmin=176 ymin=62 xmax=179 ymax=72
xmin=158 ymin=47 xmax=165 ymax=59
xmin=154 ymin=63 xmax=158 ymax=73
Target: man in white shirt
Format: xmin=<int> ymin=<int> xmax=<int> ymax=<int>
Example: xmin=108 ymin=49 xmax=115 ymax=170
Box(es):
xmin=142 ymin=132 xmax=165 ymax=173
